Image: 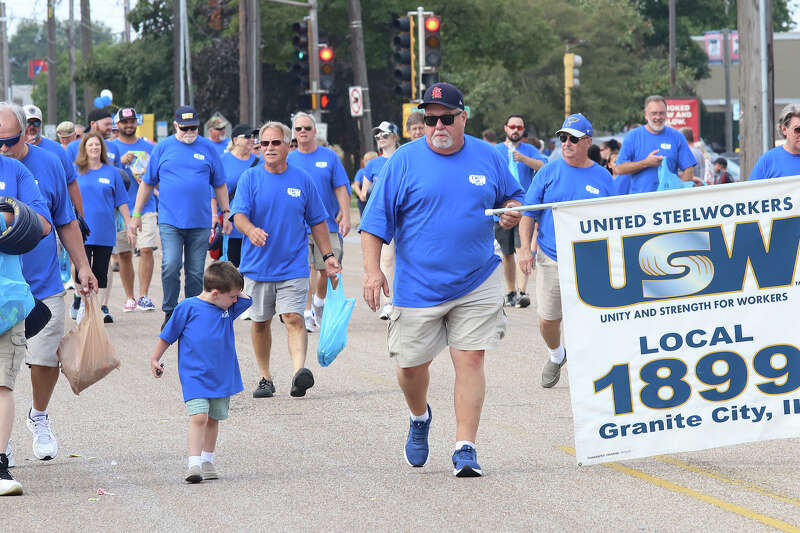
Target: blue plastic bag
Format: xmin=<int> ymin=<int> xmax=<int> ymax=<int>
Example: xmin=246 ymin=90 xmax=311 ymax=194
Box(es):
xmin=657 ymin=157 xmax=693 ymax=191
xmin=58 ymin=244 xmax=71 ymax=284
xmin=0 ymin=216 xmax=34 ymax=335
xmin=317 ymin=274 xmax=355 ymax=367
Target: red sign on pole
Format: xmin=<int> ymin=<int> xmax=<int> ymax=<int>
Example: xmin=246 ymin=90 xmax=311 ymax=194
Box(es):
xmin=665 ymin=98 xmax=700 ymax=142
xmin=28 ymin=60 xmax=47 ymax=79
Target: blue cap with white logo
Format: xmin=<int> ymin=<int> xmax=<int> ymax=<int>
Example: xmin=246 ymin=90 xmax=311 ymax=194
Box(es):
xmin=557 ymin=113 xmax=593 ymax=138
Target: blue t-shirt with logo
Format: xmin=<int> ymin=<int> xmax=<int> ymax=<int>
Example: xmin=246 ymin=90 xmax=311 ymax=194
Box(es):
xmin=36 ymin=137 xmax=77 ymax=185
xmin=230 ymin=165 xmax=328 ymax=282
xmin=617 ymin=126 xmax=696 ymax=194
xmin=494 ymin=142 xmax=549 ymax=192
xmin=287 ymin=146 xmax=350 ymax=233
xmin=160 ymin=295 xmax=251 ymax=402
xmin=749 ymin=146 xmax=800 ymax=180
xmin=67 ymin=137 xmax=122 ymax=169
xmin=77 ymin=164 xmax=129 ymax=246
xmin=360 ymin=135 xmax=524 ymax=308
xmin=220 ymin=151 xmax=258 ymax=239
xmin=362 ymin=155 xmax=388 ymax=187
xmin=208 ymin=138 xmax=229 ymax=157
xmin=144 ymin=136 xmax=226 ymax=229
xmin=19 ymin=145 xmax=75 ymax=299
xmin=111 ymin=137 xmax=156 ymax=215
xmin=524 ymin=159 xmax=617 ymax=261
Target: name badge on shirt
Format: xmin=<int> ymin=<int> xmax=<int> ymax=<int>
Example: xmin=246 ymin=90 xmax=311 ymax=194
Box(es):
xmin=0 ymin=182 xmax=7 ymax=190
xmin=99 ymin=178 xmax=111 ymax=184
xmin=660 ymin=143 xmax=672 ymax=150
xmin=194 ymin=153 xmax=205 ymax=161
xmin=468 ymin=174 xmax=486 ymax=186
xmin=287 ymin=188 xmax=301 ymax=197
xmin=108 ymin=153 xmax=116 ymax=160
xmin=315 ymin=161 xmax=328 ymax=168
xmin=222 ymin=310 xmax=229 ymax=318
xmin=585 ymin=185 xmax=600 ymax=195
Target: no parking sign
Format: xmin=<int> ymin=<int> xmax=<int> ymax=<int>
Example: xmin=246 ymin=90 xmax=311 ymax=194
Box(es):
xmin=349 ymin=86 xmax=363 ymax=118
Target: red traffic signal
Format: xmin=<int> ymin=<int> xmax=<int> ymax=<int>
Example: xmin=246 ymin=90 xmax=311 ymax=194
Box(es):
xmin=320 ymin=94 xmax=331 ymax=109
xmin=424 ymin=16 xmax=440 ymax=33
xmin=319 ymin=47 xmax=334 ymax=62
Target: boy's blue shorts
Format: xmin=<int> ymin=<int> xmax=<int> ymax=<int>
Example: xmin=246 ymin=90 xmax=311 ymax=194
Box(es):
xmin=185 ymin=396 xmax=230 ymax=420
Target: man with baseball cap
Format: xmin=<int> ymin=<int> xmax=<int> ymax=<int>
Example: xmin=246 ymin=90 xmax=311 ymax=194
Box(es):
xmin=66 ymin=108 xmax=122 ymax=169
xmin=56 ymin=121 xmax=76 ymax=148
xmin=128 ymin=105 xmax=231 ymax=329
xmin=111 ymin=107 xmax=158 ymax=313
xmin=518 ymin=113 xmax=617 ymax=389
xmin=360 ymin=82 xmax=523 ymax=477
xmin=206 ymin=114 xmax=229 ymax=157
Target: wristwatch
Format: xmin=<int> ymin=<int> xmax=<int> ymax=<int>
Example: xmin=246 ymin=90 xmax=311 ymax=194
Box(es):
xmin=322 ymin=252 xmax=335 ymax=262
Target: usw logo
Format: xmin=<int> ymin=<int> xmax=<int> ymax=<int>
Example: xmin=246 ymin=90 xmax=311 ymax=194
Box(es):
xmin=573 ymin=217 xmax=800 ymax=308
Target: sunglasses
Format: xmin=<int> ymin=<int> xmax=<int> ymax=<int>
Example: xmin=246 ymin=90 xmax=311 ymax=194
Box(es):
xmin=237 ymin=134 xmax=254 ymax=139
xmin=558 ymin=133 xmax=583 ymax=144
xmin=295 ymin=126 xmax=313 ymax=132
xmin=0 ymin=134 xmax=21 ymax=148
xmin=374 ymin=132 xmax=392 ymax=140
xmin=788 ymin=126 xmax=800 ymax=135
xmin=178 ymin=125 xmax=199 ymax=132
xmin=506 ymin=125 xmax=523 ymax=131
xmin=260 ymin=139 xmax=283 ymax=147
xmin=423 ymin=113 xmax=460 ymax=127
xmin=27 ymin=119 xmax=42 ymax=128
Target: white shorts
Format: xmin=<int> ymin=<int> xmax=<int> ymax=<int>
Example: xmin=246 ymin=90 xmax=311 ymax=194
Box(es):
xmin=25 ymin=293 xmax=66 ymax=368
xmin=118 ymin=212 xmax=159 ymax=253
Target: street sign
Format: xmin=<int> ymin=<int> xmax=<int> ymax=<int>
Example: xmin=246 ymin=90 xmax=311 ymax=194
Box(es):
xmin=349 ymin=86 xmax=363 ymax=117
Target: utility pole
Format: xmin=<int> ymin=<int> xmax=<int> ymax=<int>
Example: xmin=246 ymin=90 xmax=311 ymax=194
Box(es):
xmin=347 ymin=0 xmax=372 ymax=155
xmin=80 ymin=0 xmax=92 ymax=115
xmin=308 ymin=0 xmax=321 ymax=123
xmin=238 ymin=0 xmax=261 ymax=125
xmin=0 ymin=2 xmax=8 ymax=102
xmin=68 ymin=0 xmax=76 ymax=121
xmin=181 ymin=0 xmax=193 ymax=106
xmin=238 ymin=0 xmax=249 ymax=123
xmin=738 ymin=0 xmax=774 ymax=178
xmin=668 ymin=0 xmax=676 ymax=96
xmin=47 ymin=0 xmax=57 ymax=125
xmin=173 ymin=0 xmax=181 ymax=107
xmin=722 ymin=28 xmax=733 ymax=153
xmin=123 ymin=0 xmax=130 ymax=43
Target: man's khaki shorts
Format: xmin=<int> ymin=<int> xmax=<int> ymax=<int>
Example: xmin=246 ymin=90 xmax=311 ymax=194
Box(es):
xmin=25 ymin=293 xmax=65 ymax=367
xmin=244 ymin=276 xmax=308 ymax=322
xmin=535 ymin=252 xmax=562 ymax=320
xmin=118 ymin=212 xmax=159 ymax=253
xmin=0 ymin=321 xmax=26 ymax=390
xmin=308 ymin=232 xmax=343 ymax=270
xmin=387 ymin=267 xmax=506 ymax=368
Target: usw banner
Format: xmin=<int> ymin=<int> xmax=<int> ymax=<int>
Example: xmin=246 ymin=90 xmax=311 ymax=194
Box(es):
xmin=553 ymin=177 xmax=800 ymax=466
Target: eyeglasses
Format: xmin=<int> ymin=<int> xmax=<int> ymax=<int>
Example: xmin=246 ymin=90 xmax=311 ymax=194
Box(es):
xmin=295 ymin=126 xmax=313 ymax=132
xmin=423 ymin=113 xmax=459 ymax=127
xmin=178 ymin=125 xmax=199 ymax=132
xmin=260 ymin=139 xmax=283 ymax=147
xmin=27 ymin=119 xmax=41 ymax=128
xmin=506 ymin=125 xmax=523 ymax=131
xmin=374 ymin=132 xmax=392 ymax=140
xmin=237 ymin=134 xmax=254 ymax=139
xmin=558 ymin=133 xmax=583 ymax=144
xmin=0 ymin=133 xmax=21 ymax=148
xmin=212 ymin=127 xmax=225 ymax=131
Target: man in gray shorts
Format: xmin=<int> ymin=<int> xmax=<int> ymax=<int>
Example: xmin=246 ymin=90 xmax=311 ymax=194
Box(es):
xmin=360 ymin=82 xmax=523 ymax=477
xmin=231 ymin=121 xmax=340 ymax=399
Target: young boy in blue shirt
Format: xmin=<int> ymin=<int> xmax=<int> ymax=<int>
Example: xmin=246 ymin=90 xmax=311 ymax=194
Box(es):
xmin=149 ymin=261 xmax=251 ymax=483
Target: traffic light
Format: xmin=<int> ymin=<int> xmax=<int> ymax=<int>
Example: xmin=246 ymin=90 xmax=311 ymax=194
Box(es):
xmin=319 ymin=45 xmax=334 ymax=91
xmin=320 ymin=93 xmax=332 ymax=110
xmin=292 ymin=20 xmax=310 ymax=90
xmin=420 ymin=15 xmax=441 ymax=90
xmin=564 ymin=52 xmax=582 ymax=88
xmin=392 ymin=15 xmax=415 ymax=99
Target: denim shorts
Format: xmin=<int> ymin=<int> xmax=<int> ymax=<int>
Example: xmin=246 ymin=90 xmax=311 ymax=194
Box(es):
xmin=185 ymin=396 xmax=230 ymax=420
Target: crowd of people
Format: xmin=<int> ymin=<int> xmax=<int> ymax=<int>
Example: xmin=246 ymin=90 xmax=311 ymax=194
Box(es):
xmin=0 ymin=83 xmax=798 ymax=493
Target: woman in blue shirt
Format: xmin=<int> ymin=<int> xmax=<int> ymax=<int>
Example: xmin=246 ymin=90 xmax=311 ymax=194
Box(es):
xmin=74 ymin=131 xmax=133 ymax=322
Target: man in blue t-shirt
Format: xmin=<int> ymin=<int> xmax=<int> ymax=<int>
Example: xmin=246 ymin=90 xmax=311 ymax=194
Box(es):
xmin=360 ymin=82 xmax=523 ymax=478
xmin=494 ymin=114 xmax=548 ymax=310
xmin=519 ymin=113 xmax=617 ymax=391
xmin=66 ymin=108 xmax=122 ymax=170
xmin=205 ymin=115 xmax=230 ymax=157
xmin=231 ymin=121 xmax=340 ymax=400
xmin=616 ymin=95 xmax=698 ymax=193
xmin=128 ymin=105 xmax=232 ymax=329
xmin=286 ymin=112 xmax=350 ymax=329
xmin=0 ymin=105 xmax=98 ymax=468
xmin=750 ymin=103 xmax=800 ymax=180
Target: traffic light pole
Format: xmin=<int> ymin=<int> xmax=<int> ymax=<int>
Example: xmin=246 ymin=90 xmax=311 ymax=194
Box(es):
xmin=347 ymin=0 xmax=373 ymax=155
xmin=416 ymin=6 xmax=425 ymax=101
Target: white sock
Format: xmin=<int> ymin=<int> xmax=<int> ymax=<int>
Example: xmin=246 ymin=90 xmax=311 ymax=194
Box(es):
xmin=455 ymin=440 xmax=475 ymax=451
xmin=313 ymin=295 xmax=325 ymax=308
xmin=303 ymin=309 xmax=313 ymax=318
xmin=30 ymin=408 xmax=47 ymax=419
xmin=410 ymin=409 xmax=429 ymax=422
xmin=548 ymin=345 xmax=566 ymax=364
xmin=188 ymin=455 xmax=202 ymax=468
xmin=201 ymin=451 xmax=214 ymax=463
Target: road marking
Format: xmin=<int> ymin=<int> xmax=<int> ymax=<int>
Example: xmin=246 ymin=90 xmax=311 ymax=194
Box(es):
xmin=655 ymin=455 xmax=800 ymax=509
xmin=558 ymin=446 xmax=800 ymax=532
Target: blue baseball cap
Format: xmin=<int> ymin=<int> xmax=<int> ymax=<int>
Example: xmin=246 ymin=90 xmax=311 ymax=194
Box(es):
xmin=417 ymin=82 xmax=465 ymax=110
xmin=557 ymin=113 xmax=593 ymax=138
xmin=174 ymin=105 xmax=200 ymax=126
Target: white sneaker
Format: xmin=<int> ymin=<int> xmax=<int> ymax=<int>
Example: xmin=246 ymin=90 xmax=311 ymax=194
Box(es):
xmin=5 ymin=444 xmax=13 ymax=468
xmin=379 ymin=303 xmax=393 ymax=320
xmin=26 ymin=410 xmax=58 ymax=460
xmin=303 ymin=310 xmax=317 ymax=332
xmin=312 ymin=302 xmax=324 ymax=327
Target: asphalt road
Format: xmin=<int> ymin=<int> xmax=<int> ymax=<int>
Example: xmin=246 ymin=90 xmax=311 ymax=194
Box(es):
xmin=5 ymin=224 xmax=800 ymax=532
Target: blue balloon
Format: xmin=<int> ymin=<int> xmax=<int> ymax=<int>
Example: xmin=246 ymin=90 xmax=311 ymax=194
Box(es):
xmin=101 ymin=95 xmax=111 ymax=107
xmin=93 ymin=96 xmax=104 ymax=108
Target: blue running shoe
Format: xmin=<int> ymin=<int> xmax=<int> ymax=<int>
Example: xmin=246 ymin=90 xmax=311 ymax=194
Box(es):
xmin=137 ymin=296 xmax=156 ymax=311
xmin=404 ymin=405 xmax=432 ymax=467
xmin=452 ymin=444 xmax=482 ymax=477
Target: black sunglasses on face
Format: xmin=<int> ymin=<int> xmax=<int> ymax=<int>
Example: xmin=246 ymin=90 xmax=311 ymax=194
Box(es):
xmin=27 ymin=119 xmax=41 ymax=128
xmin=423 ymin=113 xmax=459 ymax=127
xmin=260 ymin=139 xmax=283 ymax=147
xmin=558 ymin=133 xmax=582 ymax=144
xmin=0 ymin=134 xmax=21 ymax=148
xmin=179 ymin=125 xmax=199 ymax=132
xmin=295 ymin=126 xmax=313 ymax=132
